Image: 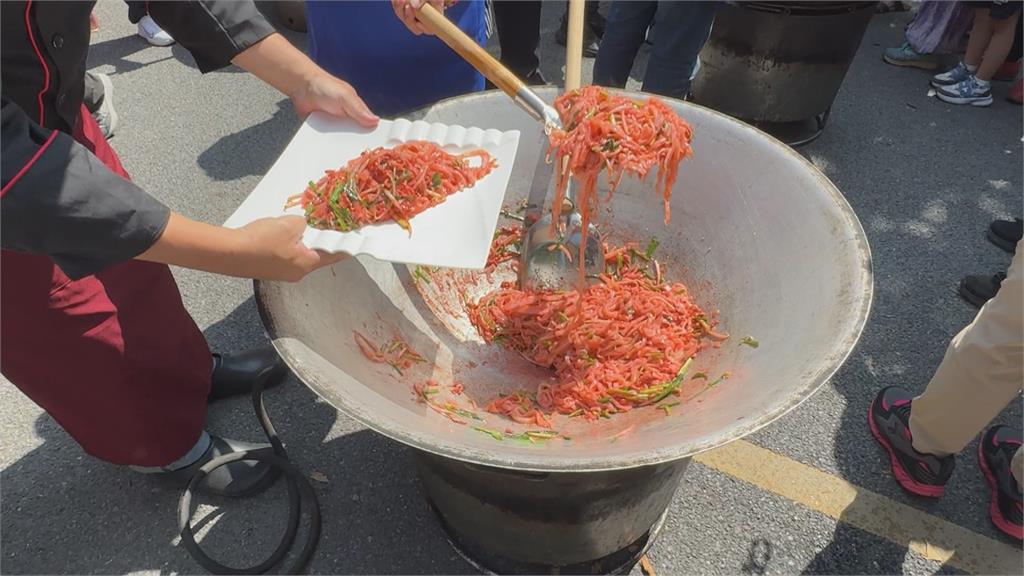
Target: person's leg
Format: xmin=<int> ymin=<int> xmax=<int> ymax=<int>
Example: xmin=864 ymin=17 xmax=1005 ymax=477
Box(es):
xmin=593 ymin=1 xmax=657 ymax=89
xmin=0 ymin=251 xmax=213 ymax=467
xmin=556 ymin=0 xmax=605 ymax=55
xmin=910 ymin=240 xmax=1024 ymax=457
xmin=0 ymin=105 xmax=281 ymax=495
xmin=976 ymin=9 xmax=1023 ymax=81
xmin=641 ymin=0 xmax=717 ymax=99
xmin=127 ymin=1 xmax=147 ymax=23
xmin=1010 ymin=14 xmax=1023 ymax=62
xmin=934 ymin=7 xmax=1003 ymax=105
xmin=966 ymin=8 xmax=996 ymax=69
xmin=996 ymin=13 xmax=1023 ymax=80
xmin=493 ymin=0 xmax=543 ymax=80
xmin=870 ymin=239 xmax=1023 ymax=503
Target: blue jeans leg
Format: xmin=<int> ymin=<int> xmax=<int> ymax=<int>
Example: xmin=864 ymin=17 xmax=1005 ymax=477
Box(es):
xmin=642 ymin=1 xmax=717 ymax=99
xmin=593 ymin=0 xmax=658 ymax=89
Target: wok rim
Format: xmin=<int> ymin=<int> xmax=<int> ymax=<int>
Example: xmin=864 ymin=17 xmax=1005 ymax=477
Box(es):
xmin=255 ymin=87 xmax=874 ymax=472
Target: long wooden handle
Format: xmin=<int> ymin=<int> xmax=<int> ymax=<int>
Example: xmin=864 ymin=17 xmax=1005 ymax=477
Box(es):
xmin=564 ymin=0 xmax=586 ymax=91
xmin=417 ymin=3 xmax=524 ymax=97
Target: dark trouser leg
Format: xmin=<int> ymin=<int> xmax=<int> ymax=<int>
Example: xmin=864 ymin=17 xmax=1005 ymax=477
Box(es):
xmin=641 ymin=0 xmax=717 ymax=99
xmin=493 ymin=0 xmax=542 ymax=78
xmin=593 ymin=0 xmax=657 ymax=89
xmin=1009 ymin=14 xmax=1022 ymax=61
xmin=126 ymin=1 xmax=147 ymax=24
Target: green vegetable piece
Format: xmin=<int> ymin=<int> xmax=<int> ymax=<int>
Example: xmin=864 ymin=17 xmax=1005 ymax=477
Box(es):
xmin=328 ymin=182 xmax=342 ymax=204
xmin=473 ymin=426 xmax=505 ymax=441
xmin=449 ymin=407 xmax=484 ymax=421
xmin=413 ymin=265 xmax=432 ymax=284
xmin=740 ymin=336 xmax=760 ymax=349
xmin=645 ymin=237 xmax=660 ymax=260
xmin=650 ymin=357 xmax=693 ymax=404
xmin=708 ymin=372 xmax=732 ymax=388
xmin=431 ymin=172 xmax=442 ymax=189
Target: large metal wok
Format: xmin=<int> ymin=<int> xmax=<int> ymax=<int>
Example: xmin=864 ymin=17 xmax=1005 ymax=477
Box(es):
xmin=255 ymin=87 xmax=872 ymax=571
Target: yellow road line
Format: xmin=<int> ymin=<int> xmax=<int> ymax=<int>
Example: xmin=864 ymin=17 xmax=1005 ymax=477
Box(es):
xmin=694 ymin=440 xmax=1022 ymax=575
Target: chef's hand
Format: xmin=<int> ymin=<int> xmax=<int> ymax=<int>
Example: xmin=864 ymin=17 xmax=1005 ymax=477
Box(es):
xmin=237 ymin=216 xmax=348 ymax=282
xmin=392 ymin=0 xmax=446 ymax=35
xmin=231 ymin=33 xmax=379 ymax=127
xmin=139 ymin=213 xmax=346 ymax=282
xmin=291 ymin=73 xmax=379 ymax=127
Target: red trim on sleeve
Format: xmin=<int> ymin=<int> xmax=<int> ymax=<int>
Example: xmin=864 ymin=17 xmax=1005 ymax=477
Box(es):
xmin=1 ymin=131 xmax=58 ymax=199
xmin=24 ymin=0 xmax=51 ymax=126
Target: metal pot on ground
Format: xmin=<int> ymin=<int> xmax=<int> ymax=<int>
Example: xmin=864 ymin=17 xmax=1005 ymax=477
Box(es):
xmin=691 ymin=1 xmax=875 ymax=146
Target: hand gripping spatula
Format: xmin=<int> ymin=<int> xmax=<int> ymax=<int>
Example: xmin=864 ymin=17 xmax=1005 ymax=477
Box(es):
xmin=417 ymin=1 xmax=604 ymax=290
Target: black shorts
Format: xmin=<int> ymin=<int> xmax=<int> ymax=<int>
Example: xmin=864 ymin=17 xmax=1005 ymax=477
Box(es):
xmin=966 ymin=0 xmax=1023 ymax=20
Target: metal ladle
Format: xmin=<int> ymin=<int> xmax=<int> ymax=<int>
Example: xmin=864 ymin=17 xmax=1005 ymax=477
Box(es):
xmin=417 ymin=2 xmax=604 ymax=290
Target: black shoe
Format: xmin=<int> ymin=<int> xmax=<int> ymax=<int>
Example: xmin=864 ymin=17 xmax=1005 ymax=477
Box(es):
xmin=987 ymin=218 xmax=1022 ymax=253
xmin=486 ymin=68 xmax=547 ymax=90
xmin=868 ymin=387 xmax=955 ymax=497
xmin=979 ymin=426 xmax=1023 ymax=540
xmin=555 ymin=16 xmax=601 ymax=58
xmin=524 ymin=68 xmax=548 ymax=86
xmin=209 ymin=345 xmax=288 ymax=402
xmin=162 ymin=435 xmax=280 ymax=498
xmin=958 ymin=272 xmax=1006 ymax=308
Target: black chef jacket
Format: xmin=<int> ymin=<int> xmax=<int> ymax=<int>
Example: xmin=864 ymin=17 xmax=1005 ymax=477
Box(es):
xmin=1 ymin=1 xmax=276 ymax=279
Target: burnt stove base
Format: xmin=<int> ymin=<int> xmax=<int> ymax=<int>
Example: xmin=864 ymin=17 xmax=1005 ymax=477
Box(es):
xmin=413 ymin=450 xmax=689 ymax=575
xmin=429 ymin=498 xmax=667 ymax=575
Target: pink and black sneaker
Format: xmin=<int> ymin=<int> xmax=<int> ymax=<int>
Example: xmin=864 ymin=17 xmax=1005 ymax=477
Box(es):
xmin=869 ymin=387 xmax=955 ymax=497
xmin=978 ymin=426 xmax=1023 ymax=540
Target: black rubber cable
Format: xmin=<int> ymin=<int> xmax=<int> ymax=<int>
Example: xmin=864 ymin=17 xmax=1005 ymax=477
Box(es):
xmin=177 ymin=371 xmax=322 ymax=574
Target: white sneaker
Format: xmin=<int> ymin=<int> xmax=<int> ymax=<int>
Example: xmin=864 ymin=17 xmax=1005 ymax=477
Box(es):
xmin=935 ymin=75 xmax=994 ymax=107
xmin=137 ymin=15 xmax=175 ymax=47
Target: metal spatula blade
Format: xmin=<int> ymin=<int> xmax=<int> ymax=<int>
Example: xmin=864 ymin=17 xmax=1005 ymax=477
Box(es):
xmin=417 ymin=0 xmax=604 ymax=290
xmin=518 ymin=0 xmax=603 ymax=290
xmin=519 ymin=129 xmax=604 ymax=290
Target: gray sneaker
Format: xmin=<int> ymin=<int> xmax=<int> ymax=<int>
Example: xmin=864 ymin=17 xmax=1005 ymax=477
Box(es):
xmin=883 ymin=42 xmax=939 ymax=70
xmin=936 ymin=75 xmax=993 ymax=107
xmin=91 ymin=73 xmax=119 ymax=139
xmin=931 ymin=62 xmax=972 ymax=88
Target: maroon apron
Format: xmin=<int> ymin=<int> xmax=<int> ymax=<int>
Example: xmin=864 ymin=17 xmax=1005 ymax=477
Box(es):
xmin=0 ymin=105 xmax=212 ymax=466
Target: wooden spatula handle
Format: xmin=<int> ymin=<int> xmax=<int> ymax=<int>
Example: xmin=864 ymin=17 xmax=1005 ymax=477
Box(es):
xmin=417 ymin=3 xmax=524 ymax=97
xmin=564 ymin=0 xmax=586 ymax=91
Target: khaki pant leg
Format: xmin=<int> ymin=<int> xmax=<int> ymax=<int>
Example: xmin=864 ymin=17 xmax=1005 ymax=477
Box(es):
xmin=910 ymin=240 xmax=1024 ymax=457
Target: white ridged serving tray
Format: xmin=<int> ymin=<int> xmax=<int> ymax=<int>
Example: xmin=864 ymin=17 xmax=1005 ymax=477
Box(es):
xmin=224 ymin=112 xmax=520 ymax=270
